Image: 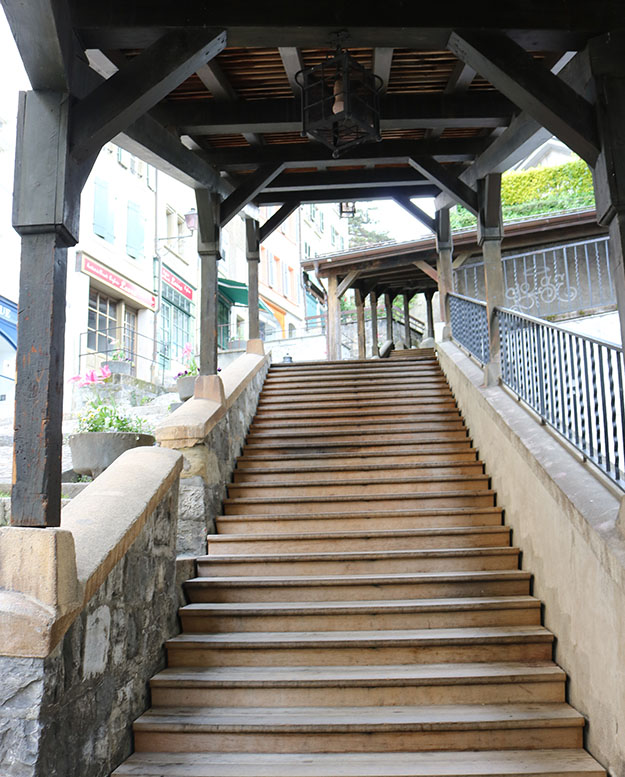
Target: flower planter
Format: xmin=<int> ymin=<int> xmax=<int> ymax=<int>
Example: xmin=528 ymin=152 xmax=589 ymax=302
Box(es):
xmin=69 ymin=431 xmax=155 ymax=478
xmin=177 ymin=375 xmax=197 ymax=401
xmin=102 ymin=360 xmax=132 ymax=376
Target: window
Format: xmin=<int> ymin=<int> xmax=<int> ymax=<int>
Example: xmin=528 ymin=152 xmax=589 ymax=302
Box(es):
xmin=331 ymin=226 xmax=338 ymax=246
xmin=166 ymin=207 xmax=185 ymax=257
xmin=87 ymin=289 xmax=118 ymax=356
xmin=126 ymin=201 xmax=144 ymax=259
xmin=268 ymin=251 xmax=276 ymax=287
xmin=160 ymin=285 xmax=192 ymax=368
xmin=93 ymin=179 xmax=114 ymax=243
xmin=303 ymin=242 xmax=312 ymax=259
xmin=282 ymin=261 xmax=289 ymax=297
xmin=117 ymin=147 xmax=130 ymax=168
xmin=288 ymin=323 xmax=296 ymax=337
xmin=318 ymin=211 xmax=325 ymax=232
xmin=147 ymin=165 xmax=157 ymax=191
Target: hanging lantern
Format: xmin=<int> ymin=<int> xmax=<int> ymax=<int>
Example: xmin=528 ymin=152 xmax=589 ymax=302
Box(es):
xmin=296 ymin=49 xmax=383 ymax=159
xmin=340 ymin=202 xmax=357 ymax=218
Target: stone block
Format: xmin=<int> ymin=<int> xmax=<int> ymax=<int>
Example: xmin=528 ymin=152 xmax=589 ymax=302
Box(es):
xmin=82 ymin=605 xmax=111 ymax=679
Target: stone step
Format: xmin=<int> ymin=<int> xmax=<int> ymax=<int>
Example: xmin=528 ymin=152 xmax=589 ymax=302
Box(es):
xmin=184 ymin=569 xmax=530 ymax=603
xmin=236 ymin=449 xmax=480 ymax=469
xmin=216 ymin=507 xmax=504 ymax=534
xmin=242 ymin=437 xmax=472 ymax=456
xmin=207 ymin=526 xmax=510 ymax=554
xmin=227 ymin=475 xmax=490 ymax=499
xmin=232 ymin=462 xmax=485 ymax=483
xmin=112 ymin=749 xmax=607 ymax=777
xmin=179 ymin=595 xmax=538 ymax=633
xmin=251 ymin=411 xmax=462 ymax=429
xmin=223 ymin=490 xmax=496 ymax=516
xmin=235 ymin=448 xmax=478 ymax=472
xmin=132 ymin=703 xmax=583 ymax=753
xmin=196 ymin=547 xmax=519 ymax=577
xmin=149 ymin=662 xmax=565 ymax=708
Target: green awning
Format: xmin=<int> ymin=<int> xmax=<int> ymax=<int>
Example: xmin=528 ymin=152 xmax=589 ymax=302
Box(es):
xmin=218 ymin=278 xmax=270 ymax=312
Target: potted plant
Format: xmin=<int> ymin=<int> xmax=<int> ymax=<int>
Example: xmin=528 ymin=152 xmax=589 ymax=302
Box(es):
xmin=102 ymin=344 xmax=133 ymax=375
xmin=175 ymin=342 xmax=199 ymax=401
xmin=68 ymin=367 xmax=154 ymax=477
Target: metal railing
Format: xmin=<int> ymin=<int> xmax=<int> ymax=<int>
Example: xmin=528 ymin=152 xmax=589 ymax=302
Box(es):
xmin=449 ymin=293 xmax=490 ymax=365
xmin=78 ymin=327 xmax=167 ymax=385
xmin=499 ymin=307 xmax=625 ymax=486
xmin=454 ymin=236 xmax=614 ymax=319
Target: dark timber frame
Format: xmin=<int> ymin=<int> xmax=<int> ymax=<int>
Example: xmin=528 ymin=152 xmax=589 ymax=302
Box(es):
xmin=5 ymin=1 xmax=625 ymax=525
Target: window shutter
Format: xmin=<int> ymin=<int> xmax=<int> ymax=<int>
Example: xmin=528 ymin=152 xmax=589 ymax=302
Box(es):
xmin=126 ymin=201 xmax=144 ymax=259
xmin=93 ymin=179 xmax=114 ymax=243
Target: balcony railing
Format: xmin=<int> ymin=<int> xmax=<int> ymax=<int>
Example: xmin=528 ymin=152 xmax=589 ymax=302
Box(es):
xmin=448 ymin=293 xmax=490 ymax=365
xmin=498 ymin=308 xmax=625 ymax=486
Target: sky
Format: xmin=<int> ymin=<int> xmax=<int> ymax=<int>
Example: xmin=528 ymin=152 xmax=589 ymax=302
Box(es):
xmin=354 ymin=198 xmax=436 ymax=243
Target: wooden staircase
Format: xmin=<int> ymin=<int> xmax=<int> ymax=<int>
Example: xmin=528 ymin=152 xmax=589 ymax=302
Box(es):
xmin=114 ymin=352 xmax=605 ymax=777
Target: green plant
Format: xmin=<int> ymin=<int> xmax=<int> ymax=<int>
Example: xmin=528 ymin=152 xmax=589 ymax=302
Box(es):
xmin=76 ymin=400 xmax=153 ymax=434
xmin=176 ymin=342 xmax=199 ymax=378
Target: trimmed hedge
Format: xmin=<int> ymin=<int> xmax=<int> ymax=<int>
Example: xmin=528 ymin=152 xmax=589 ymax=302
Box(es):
xmin=450 ymin=158 xmax=594 ymax=230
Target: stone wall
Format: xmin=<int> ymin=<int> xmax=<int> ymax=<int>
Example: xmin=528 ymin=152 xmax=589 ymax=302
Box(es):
xmin=177 ymin=357 xmax=269 ymax=556
xmin=0 ymin=450 xmax=184 ymax=777
xmin=437 ymin=340 xmax=625 ymax=777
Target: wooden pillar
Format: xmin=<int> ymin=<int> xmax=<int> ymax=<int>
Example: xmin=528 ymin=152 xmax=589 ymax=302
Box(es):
xmin=384 ymin=292 xmax=394 ymax=341
xmin=11 ymin=91 xmax=81 ymax=528
xmin=590 ymin=37 xmax=625 ymax=352
xmin=245 ymin=217 xmax=260 ymax=340
xmin=478 ymin=174 xmax=505 ymax=386
xmin=196 ymin=189 xmax=221 ymax=375
xmin=424 ymin=289 xmax=436 ymax=340
xmin=435 ymin=208 xmax=453 ymax=338
xmin=403 ymin=293 xmax=412 ymax=347
xmin=370 ymin=290 xmax=379 ymax=357
xmin=326 ymin=274 xmax=341 ymax=360
xmin=355 ymin=288 xmax=366 ymax=359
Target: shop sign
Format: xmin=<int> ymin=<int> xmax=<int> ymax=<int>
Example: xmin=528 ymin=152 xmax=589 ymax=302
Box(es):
xmin=162 ymin=266 xmax=194 ymax=300
xmin=81 ymin=255 xmax=157 ymax=310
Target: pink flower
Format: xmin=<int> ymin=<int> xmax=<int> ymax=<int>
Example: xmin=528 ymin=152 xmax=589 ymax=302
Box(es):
xmin=99 ymin=365 xmax=112 ymax=380
xmin=182 ymin=342 xmax=193 ymax=359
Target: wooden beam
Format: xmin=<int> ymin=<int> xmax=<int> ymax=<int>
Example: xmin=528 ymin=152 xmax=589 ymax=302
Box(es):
xmin=327 ymin=274 xmax=341 ymax=360
xmin=220 ymin=162 xmax=284 ymax=227
xmin=427 ymin=61 xmax=477 ymax=141
xmin=259 ymin=202 xmax=300 ymax=242
xmin=373 ymin=48 xmax=394 ymax=93
xmin=196 ymin=189 xmax=221 ymax=375
xmin=71 ymin=29 xmax=227 ymax=162
xmin=2 ymin=0 xmax=74 ymax=90
xmin=408 ymin=156 xmax=478 ymax=214
xmin=260 ymin=186 xmax=437 ymax=206
xmin=172 ymin=93 xmax=514 ymax=135
xmin=246 ymin=217 xmax=260 ymax=340
xmin=448 ymin=29 xmax=599 ymax=165
xmin=355 ymin=288 xmax=367 ymax=359
xmin=265 ymin=168 xmax=429 ymax=192
xmin=370 ymin=290 xmax=379 ymax=357
xmin=279 ymin=47 xmax=304 ymax=95
xmin=337 ymin=270 xmax=362 ymax=299
xmin=393 ymin=196 xmax=437 ymax=233
xmin=434 ymin=49 xmax=594 ymax=210
xmin=414 ymin=260 xmax=439 ymax=282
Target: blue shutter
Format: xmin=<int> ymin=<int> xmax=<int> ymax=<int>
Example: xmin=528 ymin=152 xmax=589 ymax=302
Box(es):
xmin=126 ymin=201 xmax=144 ymax=259
xmin=93 ymin=179 xmax=114 ymax=243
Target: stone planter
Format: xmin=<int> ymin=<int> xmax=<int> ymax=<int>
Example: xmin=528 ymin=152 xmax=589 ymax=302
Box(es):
xmin=102 ymin=359 xmax=132 ymax=376
xmin=177 ymin=375 xmax=197 ymax=401
xmin=69 ymin=432 xmax=155 ymax=478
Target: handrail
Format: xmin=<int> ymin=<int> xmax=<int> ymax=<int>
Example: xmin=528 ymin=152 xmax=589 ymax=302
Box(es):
xmin=448 ymin=293 xmax=490 ymax=365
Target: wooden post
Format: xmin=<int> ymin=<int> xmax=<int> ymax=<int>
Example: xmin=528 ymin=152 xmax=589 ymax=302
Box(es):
xmin=384 ymin=292 xmax=394 ymax=341
xmin=11 ymin=91 xmax=81 ymax=528
xmin=196 ymin=189 xmax=221 ymax=375
xmin=326 ymin=274 xmax=341 ymax=360
xmin=478 ymin=174 xmax=505 ymax=386
xmin=245 ymin=217 xmax=260 ymax=340
xmin=403 ymin=293 xmax=412 ymax=347
xmin=590 ymin=37 xmax=625 ymax=352
xmin=355 ymin=288 xmax=366 ymax=359
xmin=370 ymin=290 xmax=379 ymax=357
xmin=424 ymin=289 xmax=436 ymax=340
xmin=435 ymin=208 xmax=453 ymax=337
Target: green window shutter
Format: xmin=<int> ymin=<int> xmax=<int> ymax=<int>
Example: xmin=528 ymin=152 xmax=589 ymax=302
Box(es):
xmin=93 ymin=179 xmax=114 ymax=243
xmin=126 ymin=201 xmax=144 ymax=259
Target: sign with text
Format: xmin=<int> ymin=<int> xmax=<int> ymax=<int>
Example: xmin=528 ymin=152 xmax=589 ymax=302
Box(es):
xmin=162 ymin=266 xmax=194 ymax=301
xmin=81 ymin=255 xmax=157 ymax=310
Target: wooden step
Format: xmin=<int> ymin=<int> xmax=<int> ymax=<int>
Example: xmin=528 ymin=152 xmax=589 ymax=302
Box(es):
xmin=250 ymin=411 xmax=462 ymax=429
xmin=252 ymin=403 xmax=459 ymax=421
xmin=232 ymin=461 xmax=484 ymax=484
xmin=216 ymin=507 xmax=504 ymax=534
xmin=227 ymin=475 xmax=490 ymax=499
xmin=179 ymin=596 xmax=538 ymax=633
xmin=236 ymin=448 xmax=479 ymax=469
xmin=184 ymin=569 xmax=531 ymax=603
xmin=242 ymin=439 xmax=473 ymax=456
xmin=256 ymin=396 xmax=456 ymax=412
xmin=223 ymin=490 xmax=496 ymax=516
xmin=132 ymin=703 xmax=583 ymax=753
xmin=262 ymin=370 xmax=445 ymax=385
xmin=206 ymin=526 xmax=510 ymax=554
xmin=196 ymin=547 xmax=519 ymax=577
xmin=112 ymin=749 xmax=606 ymax=777
xmin=258 ymin=387 xmax=453 ymax=403
xmin=245 ymin=425 xmax=467 ymax=446
xmin=149 ymin=662 xmax=565 ymax=708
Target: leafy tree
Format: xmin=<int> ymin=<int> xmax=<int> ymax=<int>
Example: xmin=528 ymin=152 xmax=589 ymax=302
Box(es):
xmin=449 ymin=158 xmax=595 ymax=230
xmin=348 ymin=205 xmax=392 ymax=248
